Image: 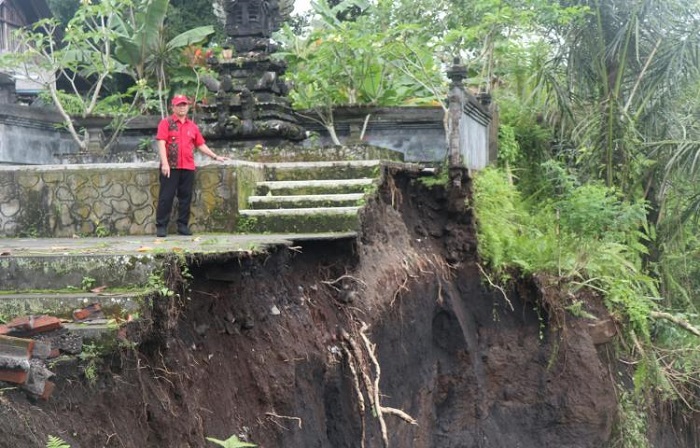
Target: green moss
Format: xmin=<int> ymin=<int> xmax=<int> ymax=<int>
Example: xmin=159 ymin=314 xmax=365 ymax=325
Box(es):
xmin=236 ymin=165 xmax=265 ymax=211
xmin=417 ymin=167 xmax=449 ymax=188
xmin=266 ymin=163 xmax=382 ymax=181
xmin=236 ymin=216 xmax=259 ymax=233
xmin=237 ymin=212 xmax=359 ymax=234
xmin=16 ymin=189 xmax=50 ymax=237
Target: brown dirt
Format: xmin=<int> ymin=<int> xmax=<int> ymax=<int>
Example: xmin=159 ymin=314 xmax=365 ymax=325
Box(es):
xmin=0 ymin=167 xmax=692 ymax=447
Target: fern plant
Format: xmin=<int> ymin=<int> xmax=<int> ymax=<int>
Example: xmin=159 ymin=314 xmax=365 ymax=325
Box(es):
xmin=46 ymin=436 xmax=70 ymax=448
xmin=206 ymin=435 xmax=257 ymax=447
xmin=473 ymin=165 xmax=657 ymax=336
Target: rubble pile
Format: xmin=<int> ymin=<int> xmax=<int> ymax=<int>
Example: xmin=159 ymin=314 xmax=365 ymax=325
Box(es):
xmin=0 ymin=303 xmax=110 ymax=400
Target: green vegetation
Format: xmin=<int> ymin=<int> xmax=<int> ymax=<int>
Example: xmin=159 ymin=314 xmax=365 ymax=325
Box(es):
xmin=0 ymin=0 xmax=214 ymax=151
xmin=78 ymin=343 xmax=102 ymax=385
xmin=81 ymin=276 xmax=97 ymax=291
xmin=206 ymin=435 xmax=257 ymax=448
xmin=236 ymin=216 xmax=259 ymax=234
xmin=276 ymin=0 xmax=446 ymax=144
xmin=610 ymin=391 xmax=649 ymax=448
xmin=474 ymin=165 xmax=657 ymax=334
xmin=46 ymin=435 xmax=70 ymax=448
xmin=417 ymin=165 xmax=449 ymax=188
xmin=146 ymin=272 xmax=174 ymax=298
xmin=454 ymin=0 xmax=700 ymax=439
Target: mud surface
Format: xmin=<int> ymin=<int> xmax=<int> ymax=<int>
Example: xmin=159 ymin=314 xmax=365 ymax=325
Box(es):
xmin=0 ymin=168 xmax=674 ymax=447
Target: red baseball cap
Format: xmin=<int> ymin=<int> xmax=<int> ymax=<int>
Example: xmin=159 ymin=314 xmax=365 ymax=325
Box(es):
xmin=171 ymin=95 xmax=190 ymax=106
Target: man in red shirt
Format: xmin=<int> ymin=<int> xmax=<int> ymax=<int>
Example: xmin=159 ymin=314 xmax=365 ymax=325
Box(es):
xmin=155 ymin=94 xmax=226 ymax=237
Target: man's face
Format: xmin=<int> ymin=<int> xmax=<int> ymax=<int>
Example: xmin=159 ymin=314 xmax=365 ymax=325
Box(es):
xmin=174 ymin=103 xmax=189 ymax=117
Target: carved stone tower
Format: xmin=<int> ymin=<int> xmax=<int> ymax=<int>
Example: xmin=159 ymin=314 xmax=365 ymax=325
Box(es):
xmin=200 ymin=0 xmax=305 ymax=143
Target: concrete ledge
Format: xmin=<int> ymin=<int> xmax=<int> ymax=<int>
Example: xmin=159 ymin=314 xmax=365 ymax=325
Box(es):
xmin=264 ymin=160 xmax=381 ymax=181
xmin=239 ymin=208 xmax=361 ymax=233
xmin=0 ymin=254 xmax=159 ymax=291
xmin=241 ymin=207 xmax=361 ymax=216
xmin=248 ymin=193 xmax=364 ymax=209
xmin=256 ymin=178 xmax=374 ymax=196
xmin=0 ymin=292 xmax=142 ymax=321
xmin=63 ymin=322 xmax=118 ymax=341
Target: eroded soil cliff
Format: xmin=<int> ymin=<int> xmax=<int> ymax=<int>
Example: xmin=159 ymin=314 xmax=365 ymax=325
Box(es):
xmin=0 ymin=167 xmax=655 ymax=447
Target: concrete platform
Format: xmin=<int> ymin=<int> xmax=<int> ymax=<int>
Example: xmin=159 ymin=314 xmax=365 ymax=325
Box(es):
xmin=0 ymin=232 xmax=357 ymax=318
xmin=0 ymin=232 xmax=357 ymax=257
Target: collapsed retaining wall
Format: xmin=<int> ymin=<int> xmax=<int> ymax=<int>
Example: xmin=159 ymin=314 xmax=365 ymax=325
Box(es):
xmin=0 ymin=161 xmax=263 ymax=237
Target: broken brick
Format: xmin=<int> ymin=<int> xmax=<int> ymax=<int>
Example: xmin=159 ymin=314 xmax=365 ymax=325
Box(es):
xmin=0 ymin=354 xmax=30 ymax=384
xmin=6 ymin=316 xmax=62 ymax=336
xmin=72 ymin=303 xmax=104 ymax=322
xmin=0 ymin=369 xmax=28 ymax=384
xmin=39 ymin=380 xmax=55 ymax=401
xmin=0 ymin=335 xmax=35 ymax=359
xmin=6 ymin=316 xmax=32 ymax=332
xmin=0 ymin=325 xmax=9 ymax=336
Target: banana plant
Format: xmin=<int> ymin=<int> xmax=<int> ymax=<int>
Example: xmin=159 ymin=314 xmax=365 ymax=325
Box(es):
xmin=113 ymin=0 xmax=214 ymax=116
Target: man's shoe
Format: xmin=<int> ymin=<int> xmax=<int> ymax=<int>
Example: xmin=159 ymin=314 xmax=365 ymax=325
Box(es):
xmin=177 ymin=226 xmax=192 ymax=236
xmin=156 ymin=228 xmax=167 ymax=238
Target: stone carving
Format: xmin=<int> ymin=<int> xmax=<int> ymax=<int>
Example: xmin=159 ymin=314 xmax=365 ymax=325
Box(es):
xmin=201 ymin=0 xmax=305 ymax=143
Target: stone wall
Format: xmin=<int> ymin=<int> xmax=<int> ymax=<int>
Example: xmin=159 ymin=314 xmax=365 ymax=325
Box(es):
xmin=0 ymin=105 xmax=446 ymax=165
xmin=0 ymin=161 xmax=264 ymax=237
xmin=0 ymin=104 xmax=77 ymax=165
xmin=296 ymin=106 xmax=448 ymax=162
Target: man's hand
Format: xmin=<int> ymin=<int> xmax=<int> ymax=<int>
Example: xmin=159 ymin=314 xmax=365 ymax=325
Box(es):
xmin=161 ymin=163 xmax=170 ymax=178
xmin=213 ymin=155 xmax=228 ymax=162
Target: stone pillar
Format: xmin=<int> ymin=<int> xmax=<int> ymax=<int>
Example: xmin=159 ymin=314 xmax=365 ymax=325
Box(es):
xmin=477 ymin=91 xmax=497 ymax=165
xmin=0 ymin=74 xmax=17 ymax=104
xmin=446 ymin=58 xmax=467 ymax=170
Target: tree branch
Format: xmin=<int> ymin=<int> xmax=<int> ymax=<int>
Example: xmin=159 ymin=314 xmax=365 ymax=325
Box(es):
xmin=651 ymin=311 xmax=700 ymax=337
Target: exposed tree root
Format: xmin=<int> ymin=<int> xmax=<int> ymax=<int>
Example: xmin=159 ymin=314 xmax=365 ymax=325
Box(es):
xmin=359 ymin=322 xmax=389 ymax=446
xmin=343 ymin=345 xmax=367 ymax=448
xmin=341 ymin=321 xmax=418 ymax=448
xmin=265 ymin=412 xmax=303 ymax=430
xmin=477 ymin=263 xmax=514 ymax=311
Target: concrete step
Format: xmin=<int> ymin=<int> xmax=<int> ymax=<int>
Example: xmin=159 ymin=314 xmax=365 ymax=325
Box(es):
xmin=264 ymin=160 xmax=381 ymax=181
xmin=248 ymin=193 xmax=365 ymax=210
xmin=255 ymin=178 xmax=375 ymax=196
xmin=63 ymin=322 xmax=118 ymax=341
xmin=0 ymin=292 xmax=141 ymax=321
xmin=238 ymin=207 xmax=361 ymax=233
xmin=0 ymin=254 xmax=160 ymax=292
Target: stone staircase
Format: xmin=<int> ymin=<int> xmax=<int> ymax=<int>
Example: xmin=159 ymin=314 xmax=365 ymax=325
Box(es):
xmin=238 ymin=160 xmax=381 ymax=234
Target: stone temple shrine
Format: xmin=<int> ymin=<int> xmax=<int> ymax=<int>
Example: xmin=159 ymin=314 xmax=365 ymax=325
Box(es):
xmin=199 ymin=0 xmax=306 ymax=144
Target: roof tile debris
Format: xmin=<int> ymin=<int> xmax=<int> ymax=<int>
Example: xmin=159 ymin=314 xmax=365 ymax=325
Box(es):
xmin=0 ymin=303 xmax=118 ymax=400
xmin=6 ymin=315 xmax=62 ymax=337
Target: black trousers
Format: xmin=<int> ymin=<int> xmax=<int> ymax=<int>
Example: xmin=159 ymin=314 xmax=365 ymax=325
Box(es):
xmin=156 ymin=169 xmax=195 ymax=230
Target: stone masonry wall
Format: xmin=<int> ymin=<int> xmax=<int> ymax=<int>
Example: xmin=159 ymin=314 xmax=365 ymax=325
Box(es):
xmin=0 ymin=161 xmax=264 ymax=237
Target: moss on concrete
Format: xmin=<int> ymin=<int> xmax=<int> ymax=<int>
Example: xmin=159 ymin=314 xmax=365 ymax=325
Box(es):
xmin=236 ymin=164 xmax=265 ymax=211
xmin=237 ymin=212 xmax=360 ymax=234
xmin=265 ymin=163 xmax=381 ymax=182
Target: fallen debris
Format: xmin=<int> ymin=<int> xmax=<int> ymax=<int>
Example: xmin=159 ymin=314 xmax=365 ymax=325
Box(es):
xmin=0 ymin=306 xmax=113 ymax=401
xmin=5 ymin=315 xmax=62 ymax=337
xmin=73 ymin=303 xmax=104 ymax=322
xmin=0 ymin=335 xmax=55 ymax=399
